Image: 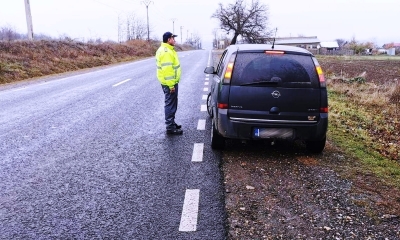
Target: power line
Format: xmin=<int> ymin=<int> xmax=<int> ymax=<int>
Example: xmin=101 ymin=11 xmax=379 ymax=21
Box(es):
xmin=90 ymin=0 xmax=122 ymax=12
xmin=151 ymin=3 xmax=180 ymax=39
xmin=90 ymin=0 xmax=136 ymax=13
xmin=180 ymin=26 xmax=183 ymax=44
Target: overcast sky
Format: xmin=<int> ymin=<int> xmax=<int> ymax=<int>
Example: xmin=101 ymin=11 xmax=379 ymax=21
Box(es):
xmin=0 ymin=0 xmax=398 ymax=48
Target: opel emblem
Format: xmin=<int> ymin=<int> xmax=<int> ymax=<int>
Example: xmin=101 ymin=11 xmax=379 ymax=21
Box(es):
xmin=271 ymin=90 xmax=281 ymax=98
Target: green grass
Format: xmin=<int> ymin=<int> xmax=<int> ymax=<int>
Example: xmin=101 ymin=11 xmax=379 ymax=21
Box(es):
xmin=328 ymin=89 xmax=400 ymax=188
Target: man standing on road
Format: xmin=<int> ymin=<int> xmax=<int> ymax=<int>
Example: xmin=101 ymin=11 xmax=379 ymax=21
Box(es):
xmin=156 ymin=31 xmax=183 ymax=135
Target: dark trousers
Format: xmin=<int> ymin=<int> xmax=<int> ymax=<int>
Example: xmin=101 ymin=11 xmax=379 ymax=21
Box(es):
xmin=161 ymin=84 xmax=178 ymax=130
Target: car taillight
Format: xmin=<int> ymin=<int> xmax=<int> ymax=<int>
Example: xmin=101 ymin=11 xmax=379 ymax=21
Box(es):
xmin=265 ymin=50 xmax=284 ymax=55
xmin=223 ymin=53 xmax=237 ymax=84
xmin=312 ymin=57 xmax=326 ymax=88
xmin=320 ymin=107 xmax=329 ymax=113
xmin=218 ymin=103 xmax=228 ymax=109
xmin=224 ymin=63 xmax=233 ymax=79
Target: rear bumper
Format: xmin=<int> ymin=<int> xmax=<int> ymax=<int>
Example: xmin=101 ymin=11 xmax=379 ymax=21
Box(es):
xmin=216 ymin=111 xmax=328 ymax=141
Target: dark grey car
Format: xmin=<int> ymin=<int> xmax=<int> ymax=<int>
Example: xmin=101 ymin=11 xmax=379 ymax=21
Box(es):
xmin=204 ymin=44 xmax=328 ymax=153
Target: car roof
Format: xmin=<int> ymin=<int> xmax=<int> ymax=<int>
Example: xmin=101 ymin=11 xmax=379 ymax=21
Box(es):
xmin=225 ymin=44 xmax=313 ymax=55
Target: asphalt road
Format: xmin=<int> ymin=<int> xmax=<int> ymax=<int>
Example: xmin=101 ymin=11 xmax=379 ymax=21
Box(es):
xmin=0 ymin=50 xmax=227 ymax=239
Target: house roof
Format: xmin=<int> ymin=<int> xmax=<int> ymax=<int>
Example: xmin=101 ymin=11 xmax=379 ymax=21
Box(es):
xmin=274 ymin=37 xmax=320 ymax=45
xmin=383 ymin=43 xmax=400 ymax=47
xmin=320 ymin=41 xmax=339 ymax=48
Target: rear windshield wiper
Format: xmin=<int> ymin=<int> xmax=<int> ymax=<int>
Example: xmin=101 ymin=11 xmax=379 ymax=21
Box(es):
xmin=240 ymin=80 xmax=279 ymax=86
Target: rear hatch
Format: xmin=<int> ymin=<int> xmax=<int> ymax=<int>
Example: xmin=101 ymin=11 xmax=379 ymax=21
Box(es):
xmin=228 ymin=50 xmax=322 ymax=123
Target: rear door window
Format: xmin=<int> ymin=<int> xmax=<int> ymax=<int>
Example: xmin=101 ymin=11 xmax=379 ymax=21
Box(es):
xmin=231 ymin=52 xmax=319 ymax=88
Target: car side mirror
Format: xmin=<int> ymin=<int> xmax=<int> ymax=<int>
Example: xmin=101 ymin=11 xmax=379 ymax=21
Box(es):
xmin=204 ymin=66 xmax=216 ymax=74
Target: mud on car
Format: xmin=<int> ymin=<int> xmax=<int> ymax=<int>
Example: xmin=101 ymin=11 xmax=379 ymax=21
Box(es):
xmin=205 ymin=44 xmax=328 ymax=153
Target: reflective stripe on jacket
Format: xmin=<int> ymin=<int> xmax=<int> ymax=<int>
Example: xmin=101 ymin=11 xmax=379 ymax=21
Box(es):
xmin=155 ymin=42 xmax=181 ymax=88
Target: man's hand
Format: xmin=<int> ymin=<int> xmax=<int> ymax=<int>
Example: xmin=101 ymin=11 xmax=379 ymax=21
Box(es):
xmin=170 ymin=87 xmax=175 ymax=93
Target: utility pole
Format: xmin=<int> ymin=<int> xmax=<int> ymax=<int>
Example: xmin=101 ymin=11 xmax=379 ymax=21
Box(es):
xmin=117 ymin=14 xmax=121 ymax=43
xmin=141 ymin=0 xmax=152 ymax=41
xmin=24 ymin=0 xmax=34 ymax=40
xmin=170 ymin=18 xmax=177 ymax=33
xmin=180 ymin=26 xmax=183 ymax=44
xmin=213 ymin=28 xmax=217 ymax=49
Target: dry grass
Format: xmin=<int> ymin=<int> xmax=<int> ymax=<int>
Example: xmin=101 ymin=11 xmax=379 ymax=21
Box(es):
xmin=389 ymin=82 xmax=400 ymax=112
xmin=0 ymin=39 xmax=194 ymax=84
xmin=320 ymin=56 xmax=400 ymax=162
xmin=328 ymin=80 xmax=399 ymax=113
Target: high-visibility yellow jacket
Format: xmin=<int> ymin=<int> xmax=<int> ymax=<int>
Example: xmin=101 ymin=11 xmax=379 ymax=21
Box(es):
xmin=155 ymin=42 xmax=181 ymax=89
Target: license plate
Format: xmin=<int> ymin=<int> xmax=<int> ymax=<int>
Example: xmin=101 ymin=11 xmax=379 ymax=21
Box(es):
xmin=253 ymin=128 xmax=293 ymax=139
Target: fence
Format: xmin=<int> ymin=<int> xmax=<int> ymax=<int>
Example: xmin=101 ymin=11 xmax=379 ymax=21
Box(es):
xmin=309 ymin=49 xmax=355 ymax=56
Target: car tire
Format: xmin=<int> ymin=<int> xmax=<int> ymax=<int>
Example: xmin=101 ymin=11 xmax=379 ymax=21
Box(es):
xmin=306 ymin=136 xmax=326 ymax=154
xmin=211 ymin=120 xmax=225 ymax=149
xmin=206 ymin=92 xmax=213 ymax=118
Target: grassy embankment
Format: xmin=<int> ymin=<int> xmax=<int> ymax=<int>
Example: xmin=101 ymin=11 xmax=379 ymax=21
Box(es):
xmin=0 ymin=39 xmax=194 ymax=84
xmin=319 ymin=55 xmax=400 ymax=188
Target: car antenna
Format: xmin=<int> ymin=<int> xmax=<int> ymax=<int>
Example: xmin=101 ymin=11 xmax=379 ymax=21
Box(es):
xmin=271 ymin=28 xmax=278 ymax=49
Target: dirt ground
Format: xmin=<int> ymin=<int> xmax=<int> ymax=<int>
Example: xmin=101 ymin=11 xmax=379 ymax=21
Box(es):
xmin=319 ymin=57 xmax=400 ymax=84
xmin=222 ymin=57 xmax=400 ymax=239
xmin=223 ymin=139 xmax=400 ymax=239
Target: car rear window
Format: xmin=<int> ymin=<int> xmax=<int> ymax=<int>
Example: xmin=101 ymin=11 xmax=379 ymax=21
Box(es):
xmin=231 ymin=52 xmax=319 ymax=88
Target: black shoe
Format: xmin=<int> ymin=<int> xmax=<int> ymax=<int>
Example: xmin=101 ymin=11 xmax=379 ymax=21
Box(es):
xmin=174 ymin=123 xmax=182 ymax=129
xmin=166 ymin=128 xmax=183 ymax=135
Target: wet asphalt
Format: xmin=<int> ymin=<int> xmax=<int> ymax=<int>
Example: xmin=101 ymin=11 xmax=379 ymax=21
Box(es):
xmin=0 ymin=50 xmax=227 ymax=239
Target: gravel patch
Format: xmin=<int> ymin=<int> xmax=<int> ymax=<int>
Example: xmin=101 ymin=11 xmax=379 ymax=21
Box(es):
xmin=222 ymin=140 xmax=400 ymax=239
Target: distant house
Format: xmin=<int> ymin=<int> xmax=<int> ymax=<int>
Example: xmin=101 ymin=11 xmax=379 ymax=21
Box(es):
xmin=382 ymin=43 xmax=400 ymax=55
xmin=319 ymin=41 xmax=339 ymax=50
xmin=274 ymin=36 xmax=320 ymax=50
xmin=318 ymin=41 xmax=340 ymax=55
xmin=377 ymin=48 xmax=388 ymax=54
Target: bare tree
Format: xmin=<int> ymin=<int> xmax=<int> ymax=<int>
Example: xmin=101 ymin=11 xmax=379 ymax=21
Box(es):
xmin=212 ymin=28 xmax=219 ymax=48
xmin=345 ymin=37 xmax=376 ymax=55
xmin=127 ymin=15 xmax=136 ymax=40
xmin=0 ymin=25 xmax=55 ymax=41
xmin=118 ymin=14 xmax=123 ymax=43
xmin=120 ymin=13 xmax=151 ymax=41
xmin=186 ymin=32 xmax=202 ymax=49
xmin=212 ymin=0 xmax=270 ymax=45
xmin=0 ymin=26 xmax=19 ymax=41
xmin=191 ymin=32 xmax=202 ymax=49
xmin=335 ymin=38 xmax=347 ymax=49
xmin=134 ymin=19 xmax=147 ymax=40
xmin=34 ymin=33 xmax=53 ymax=40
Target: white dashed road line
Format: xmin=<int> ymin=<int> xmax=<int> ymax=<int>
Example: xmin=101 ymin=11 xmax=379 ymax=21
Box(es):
xmin=179 ymin=53 xmax=214 ymax=233
xmin=112 ymin=78 xmax=131 ymax=87
xmin=179 ymin=189 xmax=200 ymax=232
xmin=197 ymin=119 xmax=206 ymax=130
xmin=191 ymin=143 xmax=204 ymax=162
